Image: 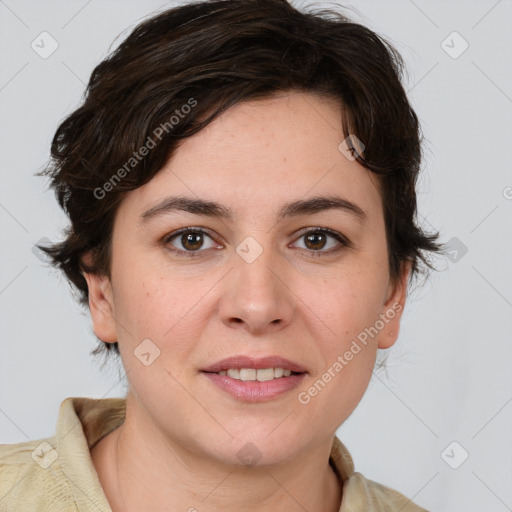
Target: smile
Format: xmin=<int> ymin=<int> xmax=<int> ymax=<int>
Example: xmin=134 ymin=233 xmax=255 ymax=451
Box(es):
xmin=201 ymin=369 xmax=306 ymax=402
xmin=214 ymin=367 xmax=295 ymax=381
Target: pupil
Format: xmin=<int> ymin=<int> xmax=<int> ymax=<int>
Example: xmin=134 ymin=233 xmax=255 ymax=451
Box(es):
xmin=306 ymin=232 xmax=325 ymax=250
xmin=183 ymin=232 xmax=202 ymax=250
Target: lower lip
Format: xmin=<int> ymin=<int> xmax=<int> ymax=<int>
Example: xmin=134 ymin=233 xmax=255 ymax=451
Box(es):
xmin=201 ymin=372 xmax=307 ymax=402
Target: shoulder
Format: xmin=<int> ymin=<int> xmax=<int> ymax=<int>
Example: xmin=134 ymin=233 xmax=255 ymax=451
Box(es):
xmin=343 ymin=472 xmax=430 ymax=511
xmin=330 ymin=437 xmax=429 ymax=511
xmin=0 ymin=396 xmax=122 ymax=511
xmin=0 ymin=436 xmax=76 ymax=510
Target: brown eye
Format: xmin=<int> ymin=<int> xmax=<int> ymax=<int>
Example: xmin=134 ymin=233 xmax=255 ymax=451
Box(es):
xmin=181 ymin=231 xmax=204 ymax=251
xmin=292 ymin=228 xmax=350 ymax=254
xmin=304 ymin=231 xmax=328 ymax=250
xmin=165 ymin=228 xmax=219 ymax=254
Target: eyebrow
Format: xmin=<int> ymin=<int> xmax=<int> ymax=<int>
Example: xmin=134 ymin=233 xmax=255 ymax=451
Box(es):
xmin=140 ymin=195 xmax=367 ymax=224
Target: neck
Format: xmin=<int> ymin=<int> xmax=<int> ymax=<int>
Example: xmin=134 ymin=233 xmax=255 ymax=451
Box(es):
xmin=92 ymin=396 xmax=342 ymax=512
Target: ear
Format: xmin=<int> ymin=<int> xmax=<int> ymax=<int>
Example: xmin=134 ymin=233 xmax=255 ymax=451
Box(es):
xmin=377 ymin=261 xmax=412 ymax=349
xmin=82 ymin=258 xmax=117 ymax=343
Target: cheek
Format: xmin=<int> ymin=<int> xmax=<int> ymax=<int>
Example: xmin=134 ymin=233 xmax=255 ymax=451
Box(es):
xmin=112 ymin=270 xmax=214 ymax=366
xmin=310 ymin=266 xmax=388 ymax=340
xmin=113 ymin=278 xmax=200 ymax=398
xmin=300 ymin=276 xmax=382 ymax=421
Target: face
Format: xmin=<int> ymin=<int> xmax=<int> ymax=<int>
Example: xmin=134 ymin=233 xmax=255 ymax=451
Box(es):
xmin=85 ymin=91 xmax=409 ymax=466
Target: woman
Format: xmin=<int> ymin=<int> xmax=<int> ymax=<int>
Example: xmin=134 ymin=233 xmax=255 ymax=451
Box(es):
xmin=0 ymin=0 xmax=440 ymax=510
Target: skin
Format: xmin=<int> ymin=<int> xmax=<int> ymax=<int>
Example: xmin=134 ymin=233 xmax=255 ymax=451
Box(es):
xmin=85 ymin=90 xmax=410 ymax=512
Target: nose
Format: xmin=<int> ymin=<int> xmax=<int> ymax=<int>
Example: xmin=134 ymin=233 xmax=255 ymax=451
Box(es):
xmin=218 ymin=245 xmax=294 ymax=334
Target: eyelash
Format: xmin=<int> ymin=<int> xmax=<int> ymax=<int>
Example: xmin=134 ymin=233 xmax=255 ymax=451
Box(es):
xmin=162 ymin=227 xmax=352 ymax=258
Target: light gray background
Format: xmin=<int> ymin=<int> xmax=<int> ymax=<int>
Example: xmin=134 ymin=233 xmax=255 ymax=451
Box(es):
xmin=1 ymin=1 xmax=511 ymax=511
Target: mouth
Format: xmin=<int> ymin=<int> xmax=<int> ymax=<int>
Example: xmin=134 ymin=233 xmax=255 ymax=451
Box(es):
xmin=202 ymin=367 xmax=304 ymax=381
xmin=200 ymin=355 xmax=307 ymax=376
xmin=200 ymin=355 xmax=307 ymax=402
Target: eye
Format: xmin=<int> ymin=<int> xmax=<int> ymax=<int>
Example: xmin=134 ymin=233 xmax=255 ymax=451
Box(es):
xmin=163 ymin=226 xmax=351 ymax=258
xmin=291 ymin=228 xmax=351 ymax=254
xmin=164 ymin=227 xmax=220 ymax=255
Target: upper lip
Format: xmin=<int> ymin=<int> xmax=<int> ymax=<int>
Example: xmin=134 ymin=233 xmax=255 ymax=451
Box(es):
xmin=201 ymin=356 xmax=307 ymax=373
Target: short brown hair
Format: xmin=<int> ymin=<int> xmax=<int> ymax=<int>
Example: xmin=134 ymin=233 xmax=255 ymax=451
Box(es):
xmin=40 ymin=0 xmax=441 ymax=358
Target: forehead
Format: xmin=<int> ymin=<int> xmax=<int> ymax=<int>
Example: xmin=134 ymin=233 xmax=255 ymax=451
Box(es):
xmin=117 ymin=91 xmax=382 ymax=223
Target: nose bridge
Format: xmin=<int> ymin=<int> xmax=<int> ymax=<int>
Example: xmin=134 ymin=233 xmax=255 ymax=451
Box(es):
xmin=220 ymin=235 xmax=293 ymax=332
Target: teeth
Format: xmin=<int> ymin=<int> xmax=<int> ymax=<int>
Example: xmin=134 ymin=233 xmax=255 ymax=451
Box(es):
xmin=217 ymin=367 xmax=296 ymax=381
xmin=256 ymin=368 xmax=274 ymax=382
xmin=239 ymin=368 xmax=256 ymax=381
xmin=227 ymin=368 xmax=239 ymax=379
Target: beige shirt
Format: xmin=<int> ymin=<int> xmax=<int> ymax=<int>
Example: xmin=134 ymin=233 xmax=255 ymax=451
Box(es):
xmin=0 ymin=397 xmax=428 ymax=511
